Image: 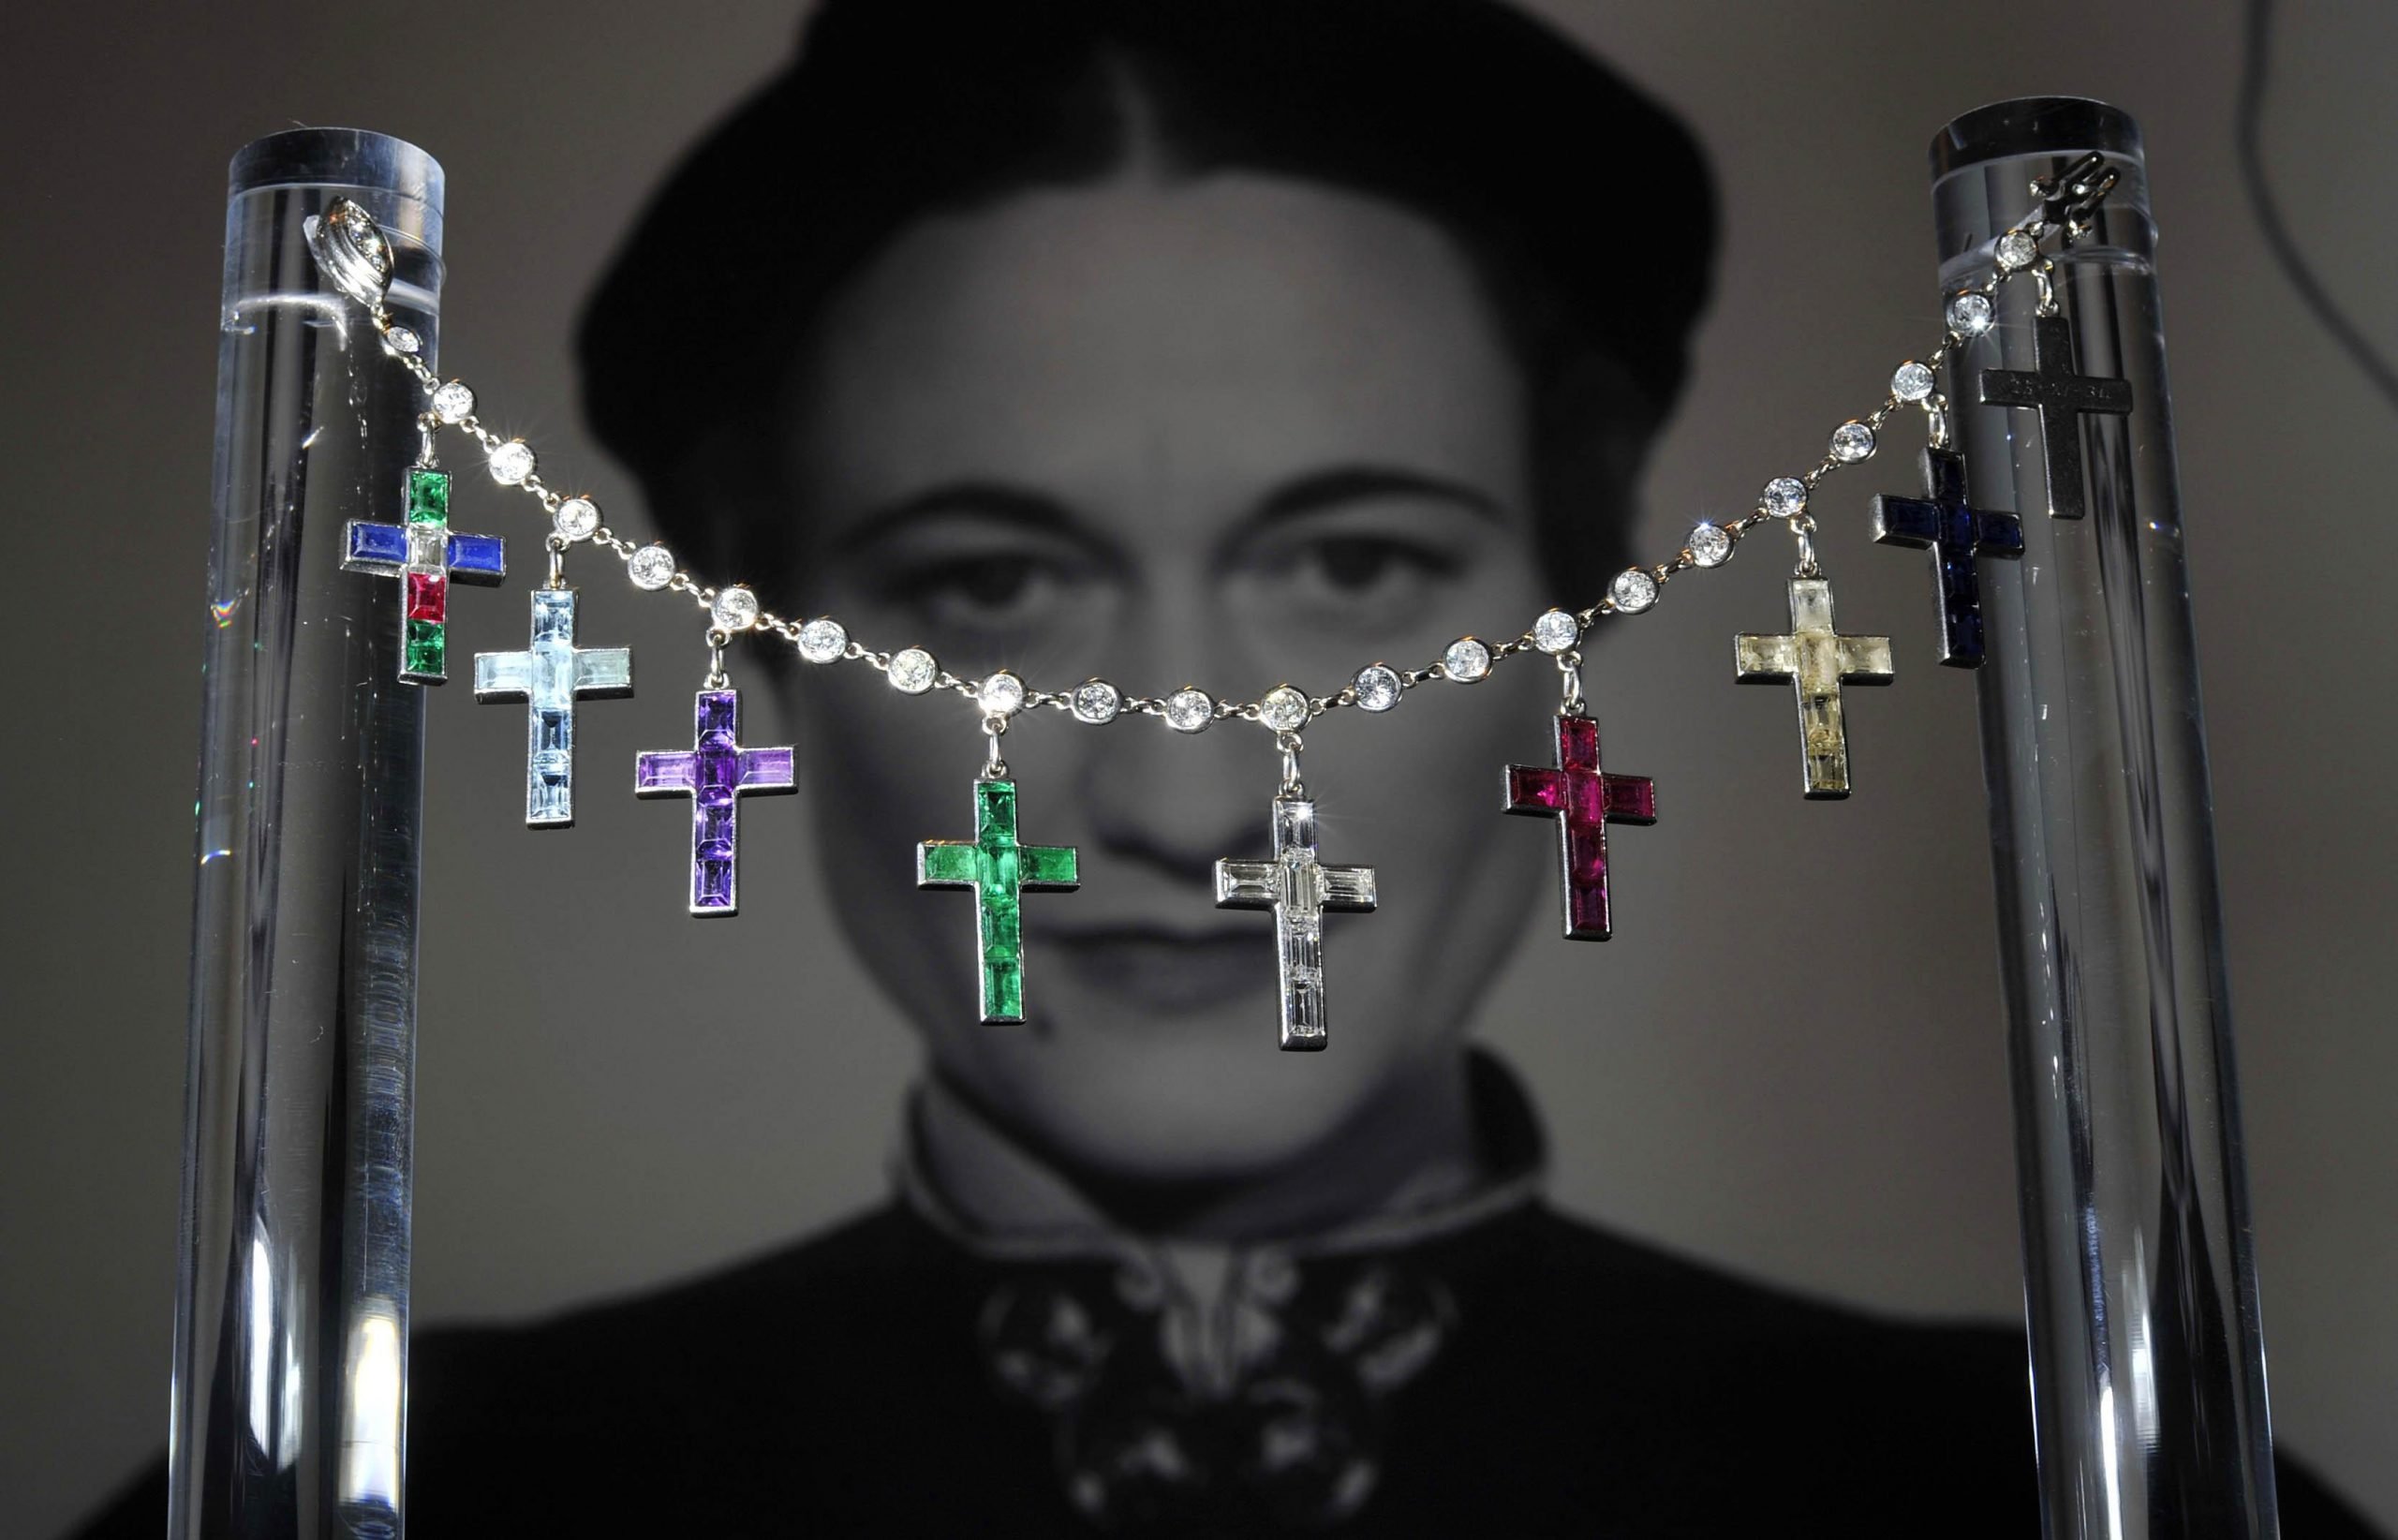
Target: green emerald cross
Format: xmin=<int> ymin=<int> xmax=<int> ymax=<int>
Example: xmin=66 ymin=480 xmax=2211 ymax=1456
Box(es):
xmin=916 ymin=777 xmax=1079 ymax=1023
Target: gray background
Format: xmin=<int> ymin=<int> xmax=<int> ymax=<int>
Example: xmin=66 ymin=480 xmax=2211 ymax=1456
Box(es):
xmin=4 ymin=1 xmax=2391 ymax=1533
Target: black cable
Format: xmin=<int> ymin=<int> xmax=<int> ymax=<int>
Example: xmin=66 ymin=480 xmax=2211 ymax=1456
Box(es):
xmin=2235 ymin=0 xmax=2398 ymax=410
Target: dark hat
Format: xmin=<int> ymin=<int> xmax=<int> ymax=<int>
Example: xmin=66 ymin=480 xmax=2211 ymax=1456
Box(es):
xmin=579 ymin=0 xmax=1717 ymax=504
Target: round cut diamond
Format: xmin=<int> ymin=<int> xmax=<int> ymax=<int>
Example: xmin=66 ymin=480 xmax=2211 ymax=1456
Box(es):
xmin=1164 ymin=688 xmax=1214 ymax=733
xmin=1891 ymin=361 xmax=1936 ymax=403
xmin=888 ymin=647 xmax=938 ymax=693
xmin=1995 ymin=230 xmax=2039 ymax=270
xmin=1353 ymin=664 xmax=1402 ymax=712
xmin=383 ymin=325 xmax=421 ymax=355
xmin=1532 ymin=609 xmax=1579 ymax=655
xmin=979 ymin=671 xmax=1027 ymax=717
xmin=431 ymin=380 xmax=476 ymax=423
xmin=488 ymin=440 xmax=536 ymax=485
xmin=1072 ymin=678 xmax=1121 ymax=723
xmin=1259 ymin=685 xmax=1310 ymax=732
xmin=1609 ymin=568 xmax=1659 ymax=614
xmin=1443 ymin=637 xmax=1491 ymax=682
xmin=1688 ymin=521 xmax=1734 ymax=568
xmin=711 ymin=585 xmax=761 ymax=632
xmin=628 ymin=543 xmax=676 ymax=590
xmin=796 ymin=617 xmax=848 ymax=663
xmin=1828 ymin=420 xmax=1876 ymax=464
xmin=553 ymin=496 xmax=600 ymax=541
xmin=1947 ymin=291 xmax=1994 ymax=337
xmin=1762 ymin=477 xmax=1808 ymax=518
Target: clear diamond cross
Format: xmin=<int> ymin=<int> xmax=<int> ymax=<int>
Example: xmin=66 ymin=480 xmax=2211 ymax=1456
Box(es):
xmin=1736 ymin=577 xmax=1894 ymax=799
xmin=473 ymin=588 xmax=632 ymax=826
xmin=1215 ymin=795 xmax=1377 ymax=1051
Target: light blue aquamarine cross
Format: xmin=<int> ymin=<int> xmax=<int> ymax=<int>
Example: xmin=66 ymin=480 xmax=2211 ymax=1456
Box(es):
xmin=474 ymin=588 xmax=633 ymax=826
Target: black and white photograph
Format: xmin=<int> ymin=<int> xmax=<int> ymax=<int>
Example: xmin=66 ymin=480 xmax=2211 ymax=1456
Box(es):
xmin=4 ymin=1 xmax=2393 ymax=1535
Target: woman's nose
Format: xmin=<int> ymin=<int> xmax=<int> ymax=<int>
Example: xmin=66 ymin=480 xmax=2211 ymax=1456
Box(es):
xmin=1073 ymin=580 xmax=1272 ymax=883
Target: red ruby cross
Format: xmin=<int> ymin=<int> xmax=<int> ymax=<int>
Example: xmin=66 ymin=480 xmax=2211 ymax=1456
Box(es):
xmin=1504 ymin=713 xmax=1655 ymax=940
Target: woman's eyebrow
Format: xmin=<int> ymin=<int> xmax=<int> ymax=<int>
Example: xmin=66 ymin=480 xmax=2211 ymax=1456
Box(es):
xmin=828 ymin=481 xmax=1094 ymax=557
xmin=1250 ymin=465 xmax=1508 ymax=528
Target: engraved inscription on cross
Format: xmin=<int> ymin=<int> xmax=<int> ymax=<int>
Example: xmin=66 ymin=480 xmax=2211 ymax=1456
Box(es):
xmin=1504 ymin=713 xmax=1654 ymax=941
xmin=635 ymin=689 xmax=794 ymax=916
xmin=341 ymin=466 xmax=506 ymax=684
xmin=1736 ymin=578 xmax=1893 ymax=799
xmin=918 ymin=778 xmax=1079 ymax=1025
xmin=1976 ymin=309 xmax=2133 ymax=521
xmin=1216 ymin=795 xmax=1378 ymax=1051
xmin=1872 ymin=447 xmax=2023 ymax=669
xmin=474 ymin=588 xmax=632 ymax=827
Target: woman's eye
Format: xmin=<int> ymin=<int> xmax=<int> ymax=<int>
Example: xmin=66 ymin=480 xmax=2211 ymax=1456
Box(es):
xmin=881 ymin=553 xmax=1069 ymax=626
xmin=1294 ymin=536 xmax=1450 ymax=595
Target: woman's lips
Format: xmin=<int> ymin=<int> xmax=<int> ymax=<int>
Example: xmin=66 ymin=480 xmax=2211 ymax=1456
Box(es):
xmin=1041 ymin=925 xmax=1269 ymax=1014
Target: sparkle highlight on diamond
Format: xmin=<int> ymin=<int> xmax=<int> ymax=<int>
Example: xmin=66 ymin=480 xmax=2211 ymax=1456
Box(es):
xmin=554 ymin=496 xmax=600 ymax=541
xmin=1688 ymin=521 xmax=1734 ymax=568
xmin=1947 ymin=291 xmax=1994 ymax=338
xmin=488 ymin=440 xmax=536 ymax=485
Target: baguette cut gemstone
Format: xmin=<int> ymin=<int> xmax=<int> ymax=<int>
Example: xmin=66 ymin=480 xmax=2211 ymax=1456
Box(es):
xmin=1504 ymin=712 xmax=1656 ymax=940
xmin=341 ymin=466 xmax=505 ymax=684
xmin=475 ymin=588 xmax=634 ymax=825
xmin=1215 ymin=793 xmax=1378 ymax=1050
xmin=1735 ymin=576 xmax=1896 ymax=797
xmin=917 ymin=777 xmax=1079 ymax=1023
xmin=635 ymin=689 xmax=796 ymax=914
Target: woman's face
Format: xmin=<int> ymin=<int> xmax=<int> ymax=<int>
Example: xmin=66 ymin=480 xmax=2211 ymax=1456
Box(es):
xmin=777 ymin=171 xmax=1556 ymax=1182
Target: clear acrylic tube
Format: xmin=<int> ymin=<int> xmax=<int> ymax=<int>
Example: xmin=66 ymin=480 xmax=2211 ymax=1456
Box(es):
xmin=173 ymin=128 xmax=443 ymax=1539
xmin=1932 ymin=98 xmax=2280 ymax=1536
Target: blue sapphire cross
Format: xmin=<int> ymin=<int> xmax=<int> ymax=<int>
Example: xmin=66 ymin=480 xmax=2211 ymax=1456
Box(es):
xmin=1871 ymin=448 xmax=2023 ymax=669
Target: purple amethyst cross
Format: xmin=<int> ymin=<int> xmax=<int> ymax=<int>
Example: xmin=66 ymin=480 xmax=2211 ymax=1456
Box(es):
xmin=634 ymin=689 xmax=795 ymax=916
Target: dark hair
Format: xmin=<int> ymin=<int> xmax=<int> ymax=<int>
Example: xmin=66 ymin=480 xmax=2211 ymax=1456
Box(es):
xmin=580 ymin=0 xmax=1717 ymax=600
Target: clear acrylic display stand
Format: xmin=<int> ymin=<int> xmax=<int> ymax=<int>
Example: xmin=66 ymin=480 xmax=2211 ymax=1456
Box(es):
xmin=1935 ymin=97 xmax=2280 ymax=1536
xmin=175 ymin=128 xmax=443 ymax=1539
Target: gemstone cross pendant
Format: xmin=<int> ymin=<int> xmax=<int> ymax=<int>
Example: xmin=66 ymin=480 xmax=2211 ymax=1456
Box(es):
xmin=1976 ymin=308 xmax=2133 ymax=521
xmin=473 ymin=588 xmax=633 ymax=826
xmin=1871 ymin=447 xmax=2023 ymax=669
xmin=1215 ymin=794 xmax=1378 ymax=1051
xmin=1504 ymin=713 xmax=1654 ymax=940
xmin=918 ymin=777 xmax=1079 ymax=1024
xmin=1735 ymin=577 xmax=1894 ymax=799
xmin=341 ymin=466 xmax=506 ymax=684
xmin=634 ymin=689 xmax=794 ymax=915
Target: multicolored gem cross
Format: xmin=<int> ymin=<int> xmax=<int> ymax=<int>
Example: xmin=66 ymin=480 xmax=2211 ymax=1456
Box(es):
xmin=1976 ymin=308 xmax=2134 ymax=521
xmin=634 ymin=689 xmax=794 ymax=916
xmin=917 ymin=778 xmax=1079 ymax=1025
xmin=1215 ymin=795 xmax=1378 ymax=1051
xmin=1504 ymin=713 xmax=1655 ymax=940
xmin=1872 ymin=447 xmax=2023 ymax=669
xmin=1735 ymin=577 xmax=1894 ymax=799
xmin=473 ymin=588 xmax=632 ymax=827
xmin=341 ymin=466 xmax=506 ymax=684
